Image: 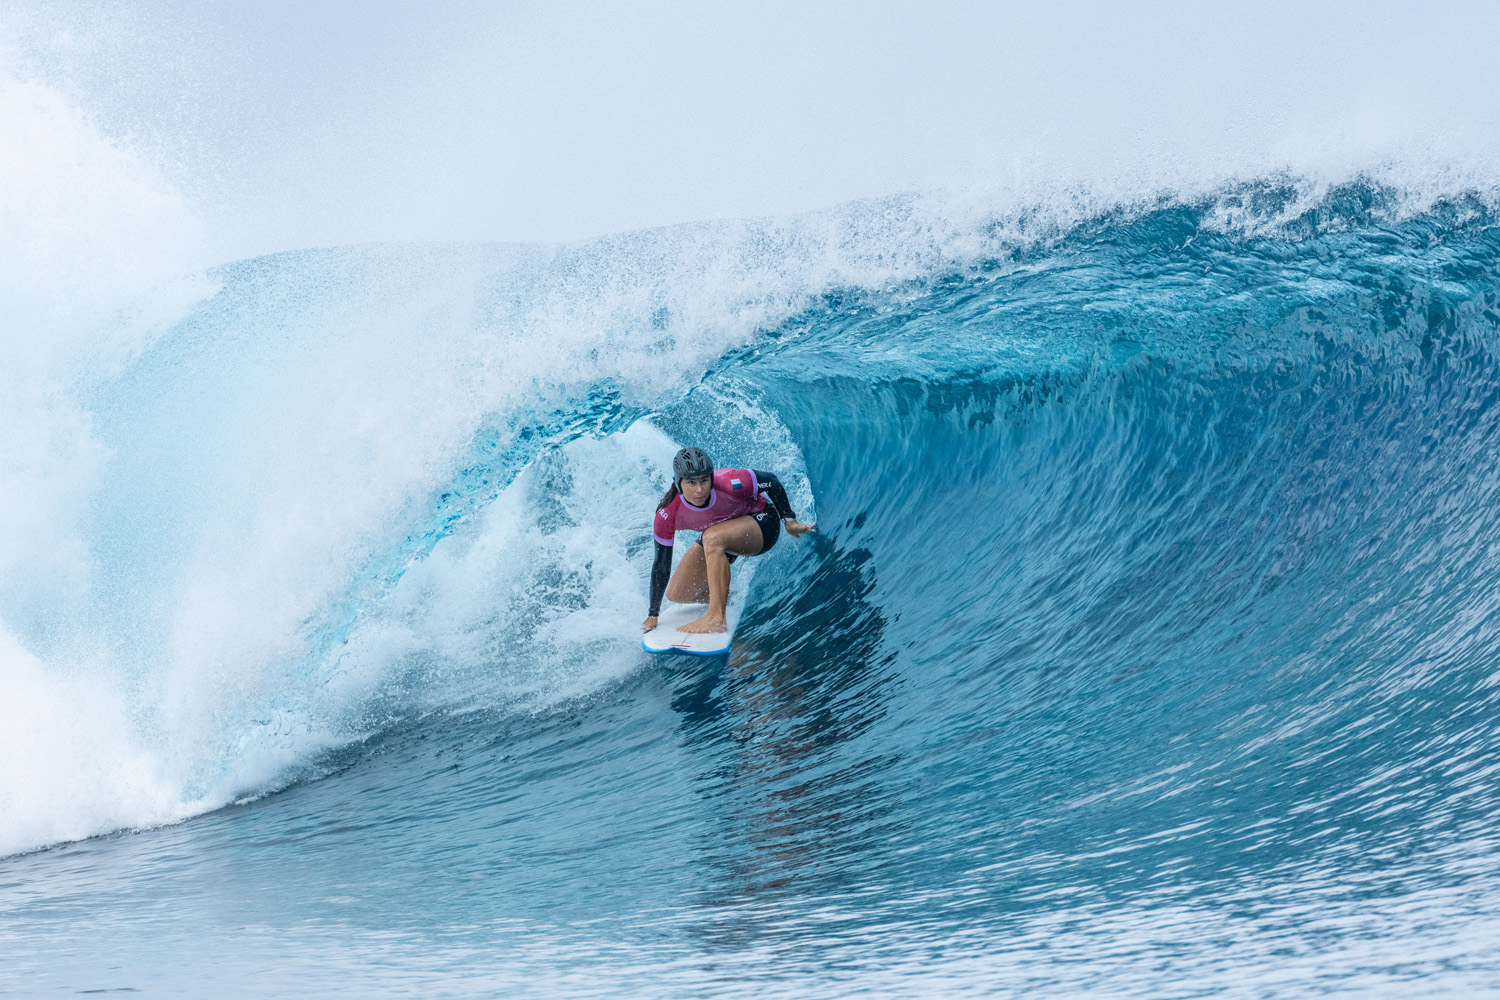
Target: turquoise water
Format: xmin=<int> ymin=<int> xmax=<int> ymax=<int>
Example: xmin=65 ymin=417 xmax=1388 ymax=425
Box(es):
xmin=6 ymin=183 xmax=1500 ymax=996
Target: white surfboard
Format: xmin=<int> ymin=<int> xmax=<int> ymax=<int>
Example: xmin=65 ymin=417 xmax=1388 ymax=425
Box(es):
xmin=641 ymin=599 xmax=743 ymax=655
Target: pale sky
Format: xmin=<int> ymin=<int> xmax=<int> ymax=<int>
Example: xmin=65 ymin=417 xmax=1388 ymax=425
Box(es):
xmin=6 ymin=0 xmax=1499 ymax=263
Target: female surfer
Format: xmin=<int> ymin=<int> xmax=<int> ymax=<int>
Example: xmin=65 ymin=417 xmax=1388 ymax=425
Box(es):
xmin=643 ymin=447 xmax=815 ymax=634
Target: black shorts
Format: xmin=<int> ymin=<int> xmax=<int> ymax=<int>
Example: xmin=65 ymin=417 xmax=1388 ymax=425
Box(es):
xmin=700 ymin=508 xmax=780 ymax=564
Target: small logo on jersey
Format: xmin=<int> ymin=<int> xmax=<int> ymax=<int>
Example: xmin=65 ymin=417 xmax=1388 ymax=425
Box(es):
xmin=730 ymin=478 xmax=742 ymax=490
xmin=658 ymin=509 xmax=668 ymax=519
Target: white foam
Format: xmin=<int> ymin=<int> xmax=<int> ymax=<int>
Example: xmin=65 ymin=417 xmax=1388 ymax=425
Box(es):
xmin=335 ymin=414 xmax=808 ymax=714
xmin=0 ymin=628 xmax=198 ymax=857
xmin=0 ymin=66 xmax=209 ymax=855
xmin=0 ymin=65 xmax=207 ymax=627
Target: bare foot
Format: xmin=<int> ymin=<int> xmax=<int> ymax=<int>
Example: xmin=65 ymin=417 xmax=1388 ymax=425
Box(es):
xmin=678 ymin=614 xmax=727 ymax=634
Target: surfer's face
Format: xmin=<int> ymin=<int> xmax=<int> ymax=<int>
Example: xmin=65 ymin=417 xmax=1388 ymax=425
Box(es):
xmin=680 ymin=474 xmax=713 ymax=507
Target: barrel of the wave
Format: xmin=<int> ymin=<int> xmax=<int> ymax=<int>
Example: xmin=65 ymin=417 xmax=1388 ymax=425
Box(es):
xmin=640 ymin=447 xmax=815 ymax=654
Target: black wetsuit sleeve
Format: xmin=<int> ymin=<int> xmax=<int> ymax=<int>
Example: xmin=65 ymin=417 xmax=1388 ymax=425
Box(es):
xmin=648 ymin=540 xmax=673 ymax=617
xmin=752 ymin=470 xmax=797 ymax=521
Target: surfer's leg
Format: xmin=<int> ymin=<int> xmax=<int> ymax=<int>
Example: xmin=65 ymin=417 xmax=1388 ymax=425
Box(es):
xmin=665 ymin=543 xmax=709 ymax=603
xmin=679 ymin=516 xmax=763 ymax=634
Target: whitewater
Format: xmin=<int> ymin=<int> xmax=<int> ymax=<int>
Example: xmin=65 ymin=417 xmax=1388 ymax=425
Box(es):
xmin=8 ymin=9 xmax=1500 ymax=995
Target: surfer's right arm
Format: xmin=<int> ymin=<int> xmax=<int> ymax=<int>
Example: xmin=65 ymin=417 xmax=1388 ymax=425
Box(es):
xmin=644 ymin=501 xmax=678 ymax=631
xmin=643 ymin=540 xmax=672 ymax=631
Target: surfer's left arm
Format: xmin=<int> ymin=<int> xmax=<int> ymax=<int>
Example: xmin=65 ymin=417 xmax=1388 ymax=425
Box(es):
xmin=753 ymin=470 xmax=815 ymax=536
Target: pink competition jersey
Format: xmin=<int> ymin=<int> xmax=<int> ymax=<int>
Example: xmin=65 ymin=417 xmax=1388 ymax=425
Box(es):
xmin=653 ymin=468 xmax=768 ymax=545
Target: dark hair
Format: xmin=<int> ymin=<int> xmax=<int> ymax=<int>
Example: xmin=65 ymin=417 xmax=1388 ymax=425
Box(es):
xmin=657 ymin=482 xmax=680 ymax=510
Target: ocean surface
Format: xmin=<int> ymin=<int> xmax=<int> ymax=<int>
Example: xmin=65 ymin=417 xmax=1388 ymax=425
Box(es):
xmin=6 ymin=180 xmax=1500 ymax=997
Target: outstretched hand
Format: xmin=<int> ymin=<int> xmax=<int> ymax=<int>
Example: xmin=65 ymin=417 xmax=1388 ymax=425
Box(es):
xmin=784 ymin=519 xmax=816 ymax=537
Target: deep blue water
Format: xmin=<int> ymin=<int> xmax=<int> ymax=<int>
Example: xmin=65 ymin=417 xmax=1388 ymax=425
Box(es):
xmin=6 ymin=184 xmax=1500 ymax=996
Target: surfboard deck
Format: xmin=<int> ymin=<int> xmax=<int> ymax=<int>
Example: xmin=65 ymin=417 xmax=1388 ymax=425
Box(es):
xmin=641 ymin=600 xmax=741 ymax=656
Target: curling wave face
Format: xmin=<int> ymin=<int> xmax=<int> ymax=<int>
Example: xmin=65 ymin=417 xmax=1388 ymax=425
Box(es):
xmin=7 ymin=182 xmax=1500 ymax=996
